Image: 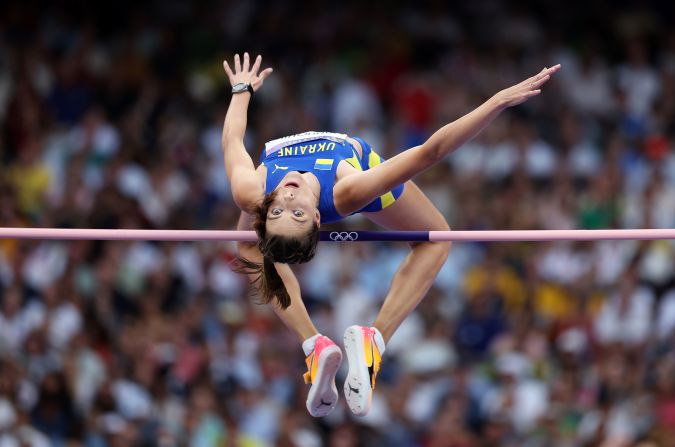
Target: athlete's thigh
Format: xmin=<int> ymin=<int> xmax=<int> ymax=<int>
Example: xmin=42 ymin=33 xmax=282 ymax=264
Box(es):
xmin=361 ymin=181 xmax=449 ymax=232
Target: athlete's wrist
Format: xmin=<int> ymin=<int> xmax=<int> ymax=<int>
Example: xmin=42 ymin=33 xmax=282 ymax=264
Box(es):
xmin=232 ymin=82 xmax=254 ymax=96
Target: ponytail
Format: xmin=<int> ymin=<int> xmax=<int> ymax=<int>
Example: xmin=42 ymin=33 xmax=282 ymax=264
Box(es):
xmin=235 ymin=253 xmax=291 ymax=309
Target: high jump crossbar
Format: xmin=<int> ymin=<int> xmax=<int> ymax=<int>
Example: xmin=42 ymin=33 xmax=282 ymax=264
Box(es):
xmin=1 ymin=228 xmax=675 ymax=242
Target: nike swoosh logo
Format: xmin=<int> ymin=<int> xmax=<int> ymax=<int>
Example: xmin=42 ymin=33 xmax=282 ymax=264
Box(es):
xmin=367 ymin=343 xmax=376 ymax=388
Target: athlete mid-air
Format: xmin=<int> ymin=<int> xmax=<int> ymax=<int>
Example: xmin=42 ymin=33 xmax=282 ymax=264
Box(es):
xmin=221 ymin=52 xmax=559 ymax=417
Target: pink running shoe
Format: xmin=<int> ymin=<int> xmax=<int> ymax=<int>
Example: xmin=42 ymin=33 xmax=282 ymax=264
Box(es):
xmin=303 ymin=335 xmax=343 ymax=417
xmin=343 ymin=325 xmax=382 ymax=416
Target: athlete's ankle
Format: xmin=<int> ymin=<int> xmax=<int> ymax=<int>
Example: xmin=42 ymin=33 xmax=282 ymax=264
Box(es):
xmin=369 ymin=326 xmax=386 ymax=355
xmin=302 ymin=333 xmax=322 ymax=356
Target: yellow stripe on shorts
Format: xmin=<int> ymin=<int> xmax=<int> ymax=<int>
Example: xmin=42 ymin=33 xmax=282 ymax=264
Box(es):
xmin=367 ymin=150 xmax=396 ymax=208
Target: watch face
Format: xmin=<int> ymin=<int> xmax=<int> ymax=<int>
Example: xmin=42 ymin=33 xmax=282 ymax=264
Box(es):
xmin=232 ymin=83 xmax=248 ymax=93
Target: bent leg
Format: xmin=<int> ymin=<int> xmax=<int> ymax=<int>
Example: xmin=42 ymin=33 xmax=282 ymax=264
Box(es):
xmin=362 ymin=181 xmax=451 ymax=342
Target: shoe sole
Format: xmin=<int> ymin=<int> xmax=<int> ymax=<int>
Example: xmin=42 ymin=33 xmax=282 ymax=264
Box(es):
xmin=343 ymin=326 xmax=372 ymax=416
xmin=306 ymin=345 xmax=342 ymax=417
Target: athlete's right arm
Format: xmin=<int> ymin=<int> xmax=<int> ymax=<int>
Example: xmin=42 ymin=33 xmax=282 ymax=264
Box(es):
xmin=334 ymin=65 xmax=560 ymax=214
xmin=221 ymin=53 xmax=273 ymax=211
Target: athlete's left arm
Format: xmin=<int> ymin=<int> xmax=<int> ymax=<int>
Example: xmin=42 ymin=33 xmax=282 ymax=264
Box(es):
xmin=334 ymin=65 xmax=560 ymax=214
xmin=236 ymin=212 xmax=314 ymax=339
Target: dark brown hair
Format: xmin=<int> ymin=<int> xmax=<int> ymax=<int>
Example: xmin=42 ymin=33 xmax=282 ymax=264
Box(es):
xmin=235 ymin=191 xmax=320 ymax=309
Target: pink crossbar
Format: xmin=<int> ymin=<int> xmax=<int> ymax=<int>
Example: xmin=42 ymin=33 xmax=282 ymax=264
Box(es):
xmin=428 ymin=229 xmax=675 ymax=241
xmin=0 ymin=227 xmax=674 ymax=242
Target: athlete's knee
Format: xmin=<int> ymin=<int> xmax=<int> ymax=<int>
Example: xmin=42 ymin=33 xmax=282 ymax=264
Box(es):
xmin=427 ymin=219 xmax=452 ymax=262
xmin=411 ymin=239 xmax=450 ymax=272
xmin=433 ymin=217 xmax=451 ymax=233
xmin=430 ymin=240 xmax=451 ymax=264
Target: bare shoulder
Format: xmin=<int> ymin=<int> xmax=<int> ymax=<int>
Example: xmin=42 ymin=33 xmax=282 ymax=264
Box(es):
xmin=255 ymin=162 xmax=267 ymax=180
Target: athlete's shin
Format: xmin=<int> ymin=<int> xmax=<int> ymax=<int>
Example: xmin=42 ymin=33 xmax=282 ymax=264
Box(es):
xmin=372 ymin=240 xmax=451 ymax=342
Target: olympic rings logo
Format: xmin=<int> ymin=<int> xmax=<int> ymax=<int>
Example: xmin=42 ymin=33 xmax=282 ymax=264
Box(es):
xmin=329 ymin=231 xmax=359 ymax=241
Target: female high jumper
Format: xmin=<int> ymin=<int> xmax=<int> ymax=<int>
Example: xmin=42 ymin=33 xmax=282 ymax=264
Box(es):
xmin=222 ymin=53 xmax=559 ymax=417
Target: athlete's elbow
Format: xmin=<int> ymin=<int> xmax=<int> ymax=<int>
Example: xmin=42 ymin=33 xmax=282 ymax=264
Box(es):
xmin=334 ymin=178 xmax=370 ymax=214
xmin=233 ymin=194 xmax=256 ymax=215
xmin=420 ymin=141 xmax=445 ymax=165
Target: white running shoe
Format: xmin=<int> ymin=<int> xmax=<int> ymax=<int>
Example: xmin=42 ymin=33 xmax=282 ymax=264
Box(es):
xmin=303 ymin=335 xmax=342 ymax=417
xmin=343 ymin=325 xmax=382 ymax=416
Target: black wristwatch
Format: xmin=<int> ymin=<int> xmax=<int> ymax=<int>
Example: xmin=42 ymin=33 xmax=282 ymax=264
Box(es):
xmin=232 ymin=82 xmax=254 ymax=96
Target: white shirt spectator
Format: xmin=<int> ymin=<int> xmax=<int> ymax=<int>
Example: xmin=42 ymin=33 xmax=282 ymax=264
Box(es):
xmin=560 ymin=58 xmax=616 ymax=116
xmin=594 ymin=286 xmax=654 ymax=346
xmin=171 ymin=244 xmax=205 ymax=293
xmin=201 ymin=124 xmax=231 ymax=200
xmin=449 ymin=140 xmax=488 ymax=177
xmin=332 ymin=78 xmax=382 ymax=133
xmin=482 ymin=380 xmax=549 ymax=433
xmin=656 ymin=289 xmax=675 ymax=340
xmin=538 ymin=242 xmax=594 ymax=285
xmin=47 ymin=301 xmax=82 ymax=350
xmin=207 ymin=256 xmax=245 ymax=299
xmin=112 ymin=379 xmax=153 ymax=420
xmin=577 ymin=402 xmax=637 ymax=444
xmin=566 ymin=141 xmax=602 ymax=178
xmin=523 ymin=140 xmax=558 ymax=178
xmin=639 ymin=241 xmax=675 ymax=285
xmin=0 ymin=301 xmax=45 ymax=355
xmin=616 ymin=63 xmax=661 ymax=118
xmin=592 ymin=241 xmax=638 ymax=286
xmin=480 ymin=352 xmax=549 ymax=433
xmin=623 ymin=182 xmax=675 ymax=229
xmin=123 ymin=241 xmax=165 ymax=277
xmin=484 ymin=142 xmax=518 ymax=180
xmin=21 ymin=243 xmax=68 ymax=291
xmin=73 ymin=348 xmax=107 ymax=412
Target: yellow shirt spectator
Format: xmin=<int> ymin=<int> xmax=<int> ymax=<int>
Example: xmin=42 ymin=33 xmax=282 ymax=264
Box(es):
xmin=4 ymin=161 xmax=50 ymax=217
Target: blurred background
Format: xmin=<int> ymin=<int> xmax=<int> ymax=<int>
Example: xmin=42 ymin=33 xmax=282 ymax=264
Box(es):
xmin=1 ymin=0 xmax=675 ymax=446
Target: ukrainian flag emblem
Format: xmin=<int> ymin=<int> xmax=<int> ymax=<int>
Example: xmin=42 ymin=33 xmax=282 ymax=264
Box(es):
xmin=314 ymin=159 xmax=334 ymax=170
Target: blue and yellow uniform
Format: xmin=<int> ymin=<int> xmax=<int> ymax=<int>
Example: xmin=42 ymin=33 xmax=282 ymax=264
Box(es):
xmin=260 ymin=132 xmax=404 ymax=224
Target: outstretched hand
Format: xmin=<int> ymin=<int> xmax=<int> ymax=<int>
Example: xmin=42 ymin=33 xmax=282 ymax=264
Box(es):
xmin=493 ymin=64 xmax=561 ymax=108
xmin=223 ymin=52 xmax=273 ymax=92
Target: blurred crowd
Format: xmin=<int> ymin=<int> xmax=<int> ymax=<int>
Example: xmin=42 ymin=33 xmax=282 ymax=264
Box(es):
xmin=1 ymin=0 xmax=675 ymax=446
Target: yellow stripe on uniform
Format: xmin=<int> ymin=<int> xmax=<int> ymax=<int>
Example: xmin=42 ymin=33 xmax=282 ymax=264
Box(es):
xmin=345 ymin=148 xmax=363 ymax=171
xmin=367 ymin=150 xmax=396 ymax=208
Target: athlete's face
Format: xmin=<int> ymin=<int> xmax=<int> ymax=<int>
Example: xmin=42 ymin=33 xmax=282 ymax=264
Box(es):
xmin=266 ymin=173 xmax=320 ymax=237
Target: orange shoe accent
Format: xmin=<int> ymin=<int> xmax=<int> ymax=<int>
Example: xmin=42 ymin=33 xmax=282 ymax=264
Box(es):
xmin=360 ymin=327 xmax=381 ymax=389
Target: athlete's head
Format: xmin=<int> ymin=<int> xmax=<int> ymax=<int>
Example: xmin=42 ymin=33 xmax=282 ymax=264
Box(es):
xmin=265 ymin=172 xmax=321 ymax=239
xmin=236 ymin=176 xmax=320 ymax=309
